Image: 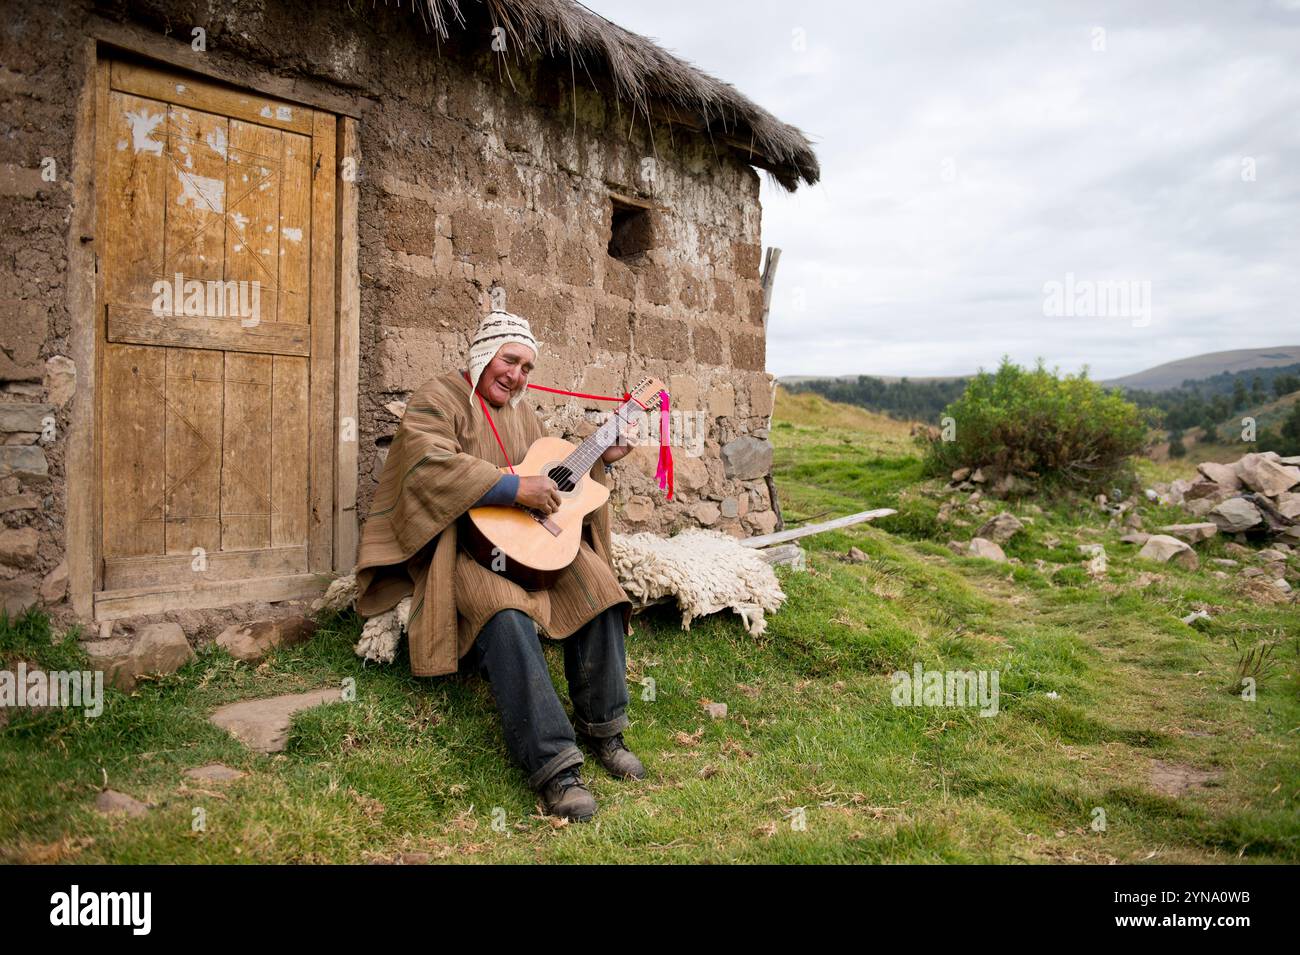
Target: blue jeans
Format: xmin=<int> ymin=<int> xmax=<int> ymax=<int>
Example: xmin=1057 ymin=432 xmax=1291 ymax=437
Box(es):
xmin=462 ymin=606 xmax=630 ymax=790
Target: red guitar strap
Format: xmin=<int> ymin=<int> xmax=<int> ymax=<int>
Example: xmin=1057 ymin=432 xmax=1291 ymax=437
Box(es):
xmin=462 ymin=371 xmax=674 ymax=499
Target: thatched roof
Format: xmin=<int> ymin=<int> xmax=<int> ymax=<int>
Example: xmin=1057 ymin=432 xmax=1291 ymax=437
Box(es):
xmin=410 ymin=0 xmax=820 ymax=191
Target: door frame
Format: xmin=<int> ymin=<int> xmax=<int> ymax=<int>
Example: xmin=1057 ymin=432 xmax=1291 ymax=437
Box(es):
xmin=67 ymin=37 xmax=360 ymax=622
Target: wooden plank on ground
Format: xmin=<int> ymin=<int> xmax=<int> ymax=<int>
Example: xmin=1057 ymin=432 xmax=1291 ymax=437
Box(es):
xmin=739 ymin=508 xmax=897 ymax=548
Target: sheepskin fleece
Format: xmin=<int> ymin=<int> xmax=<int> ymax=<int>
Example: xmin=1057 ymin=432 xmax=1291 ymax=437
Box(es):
xmin=322 ymin=529 xmax=787 ymax=664
xmin=610 ymin=529 xmax=786 ymax=636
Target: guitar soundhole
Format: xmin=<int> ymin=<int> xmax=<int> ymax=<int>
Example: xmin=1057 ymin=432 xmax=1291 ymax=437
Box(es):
xmin=547 ymin=465 xmax=578 ymax=492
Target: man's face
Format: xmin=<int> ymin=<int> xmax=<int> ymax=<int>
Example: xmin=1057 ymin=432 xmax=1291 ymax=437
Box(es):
xmin=478 ymin=342 xmax=535 ymax=407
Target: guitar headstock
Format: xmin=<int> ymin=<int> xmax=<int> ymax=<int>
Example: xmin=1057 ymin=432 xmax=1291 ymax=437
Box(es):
xmin=626 ymin=376 xmax=668 ymax=410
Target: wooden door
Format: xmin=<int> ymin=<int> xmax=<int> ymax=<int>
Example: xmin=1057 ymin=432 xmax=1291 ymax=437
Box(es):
xmin=94 ymin=60 xmax=336 ymax=615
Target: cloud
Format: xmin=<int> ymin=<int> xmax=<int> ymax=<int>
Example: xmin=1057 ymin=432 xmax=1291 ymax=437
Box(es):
xmin=587 ymin=0 xmax=1300 ymax=379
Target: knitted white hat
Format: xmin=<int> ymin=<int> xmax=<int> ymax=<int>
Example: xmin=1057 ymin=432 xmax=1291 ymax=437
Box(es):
xmin=467 ymin=308 xmax=539 ymax=411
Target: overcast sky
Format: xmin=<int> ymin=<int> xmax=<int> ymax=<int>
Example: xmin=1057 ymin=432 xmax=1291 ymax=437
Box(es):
xmin=585 ymin=0 xmax=1300 ymax=380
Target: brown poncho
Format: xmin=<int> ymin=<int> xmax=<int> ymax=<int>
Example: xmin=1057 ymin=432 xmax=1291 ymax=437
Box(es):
xmin=355 ymin=369 xmax=633 ymax=676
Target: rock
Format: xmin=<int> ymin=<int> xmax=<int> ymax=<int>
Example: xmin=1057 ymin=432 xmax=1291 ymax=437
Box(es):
xmin=0 ymin=446 xmax=48 ymax=480
xmin=1235 ymin=453 xmax=1300 ymax=497
xmin=719 ymin=437 xmax=773 ymax=481
xmin=44 ymin=356 xmax=76 ymax=409
xmin=622 ymin=495 xmax=653 ymax=522
xmin=184 ymin=763 xmax=247 ymax=783
xmin=1181 ymin=610 xmax=1211 ymax=625
xmin=966 ymin=537 xmax=1007 ymax=561
xmin=1209 ymin=558 xmax=1239 ymax=567
xmin=1196 ymin=461 xmax=1241 ymax=489
xmin=39 ymin=560 xmax=67 ymax=603
xmin=1124 ymin=511 xmax=1143 ymax=529
xmin=970 ymin=468 xmax=987 ymax=483
xmin=1138 ymin=534 xmax=1199 ymax=570
xmin=702 ymin=701 xmax=727 ymax=720
xmin=975 ymin=512 xmax=1024 ymax=545
xmin=692 ymin=501 xmax=721 ymax=526
xmin=1224 ymin=542 xmax=1253 ymax=557
xmin=1120 ymin=532 xmax=1150 ymax=545
xmin=1185 ymin=497 xmax=1217 ymax=518
xmin=383 ymin=400 xmax=408 ymax=419
xmin=1167 ymin=480 xmax=1191 ymax=505
xmin=0 ymin=577 xmax=38 ymax=616
xmin=1208 ymin=498 xmax=1263 ymax=533
xmin=1240 ymin=566 xmax=1265 ymax=579
xmin=1158 ymin=522 xmax=1218 ymax=544
xmin=0 ymin=526 xmax=39 ymax=567
xmin=216 ymin=616 xmax=317 ymax=664
xmin=95 ymin=789 xmax=149 ymax=817
xmin=1184 ymin=480 xmax=1232 ymax=502
xmin=1276 ymin=493 xmax=1300 ymax=520
xmin=1274 ymin=578 xmax=1293 ymax=593
xmin=719 ymin=497 xmax=739 ymax=519
xmin=0 ymin=493 xmax=39 ymax=513
xmin=748 ymin=509 xmax=778 ymax=536
xmin=951 ymin=467 xmax=971 ymax=482
xmin=0 ymin=402 xmax=53 ymax=435
xmin=1257 ymin=548 xmax=1288 ymax=563
xmin=1078 ymin=543 xmax=1107 ymax=577
xmin=947 ymin=540 xmax=965 ymax=555
xmin=83 ymin=622 xmax=194 ymax=691
xmin=209 ymin=688 xmax=344 ymax=752
xmin=847 ymin=547 xmax=868 ymax=562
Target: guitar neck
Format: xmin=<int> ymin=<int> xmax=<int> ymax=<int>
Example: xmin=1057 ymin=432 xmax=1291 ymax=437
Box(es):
xmin=563 ymin=398 xmax=642 ymax=475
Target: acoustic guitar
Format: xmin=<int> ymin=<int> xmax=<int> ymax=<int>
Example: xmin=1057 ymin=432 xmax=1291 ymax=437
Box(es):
xmin=459 ymin=376 xmax=667 ymax=590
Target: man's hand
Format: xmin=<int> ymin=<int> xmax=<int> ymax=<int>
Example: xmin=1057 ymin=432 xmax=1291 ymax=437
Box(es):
xmin=601 ymin=442 xmax=633 ymax=465
xmin=516 ymin=474 xmax=561 ymax=514
xmin=600 ymin=418 xmax=639 ymax=465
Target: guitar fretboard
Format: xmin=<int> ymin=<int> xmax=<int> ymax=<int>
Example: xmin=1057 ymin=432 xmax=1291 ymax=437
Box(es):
xmin=559 ymin=395 xmax=649 ymax=479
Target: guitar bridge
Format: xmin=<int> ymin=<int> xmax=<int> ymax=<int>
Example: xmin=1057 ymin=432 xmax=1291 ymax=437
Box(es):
xmin=524 ymin=507 xmax=563 ymax=537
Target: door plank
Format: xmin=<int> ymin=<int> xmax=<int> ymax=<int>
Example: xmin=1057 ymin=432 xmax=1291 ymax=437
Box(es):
xmin=163 ymin=104 xmax=228 ymax=284
xmin=107 ymin=305 xmax=310 ymax=355
xmin=308 ymin=111 xmax=337 ymax=572
xmin=279 ymin=131 xmax=312 ymax=325
xmin=103 ymin=544 xmax=307 ymax=590
xmin=94 ymin=572 xmax=327 ymax=621
xmin=104 ymin=91 xmax=168 ymax=310
xmin=111 ymin=60 xmax=314 ymax=135
xmin=102 ymin=344 xmax=166 ymax=557
xmin=220 ymin=352 xmax=273 ymax=550
xmin=271 ymin=356 xmax=309 ymax=547
xmin=225 ymin=119 xmax=282 ymax=327
xmin=164 ymin=348 xmax=223 ymax=555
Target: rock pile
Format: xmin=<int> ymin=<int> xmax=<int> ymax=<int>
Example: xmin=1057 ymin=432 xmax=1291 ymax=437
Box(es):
xmin=1149 ymin=452 xmax=1300 ymax=545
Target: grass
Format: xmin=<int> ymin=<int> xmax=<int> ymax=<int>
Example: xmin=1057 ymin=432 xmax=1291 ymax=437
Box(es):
xmin=1 ymin=390 xmax=1298 ymax=863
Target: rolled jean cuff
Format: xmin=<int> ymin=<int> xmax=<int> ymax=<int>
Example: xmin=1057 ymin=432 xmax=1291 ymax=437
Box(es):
xmin=528 ymin=745 xmax=584 ymax=791
xmin=574 ymin=712 xmax=629 ymax=739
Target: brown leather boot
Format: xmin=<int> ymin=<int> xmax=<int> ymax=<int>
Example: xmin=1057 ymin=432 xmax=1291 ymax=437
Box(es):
xmin=580 ymin=731 xmax=646 ymax=780
xmin=538 ymin=768 xmax=597 ymax=822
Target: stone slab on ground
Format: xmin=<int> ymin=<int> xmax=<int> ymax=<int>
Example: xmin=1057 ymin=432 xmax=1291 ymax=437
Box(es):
xmin=209 ymin=688 xmax=343 ymax=753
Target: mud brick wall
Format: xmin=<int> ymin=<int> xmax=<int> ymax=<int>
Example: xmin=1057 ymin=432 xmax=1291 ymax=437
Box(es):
xmin=0 ymin=0 xmax=780 ymax=619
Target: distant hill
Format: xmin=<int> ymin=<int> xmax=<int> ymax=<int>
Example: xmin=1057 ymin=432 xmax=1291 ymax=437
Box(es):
xmin=779 ymin=374 xmax=966 ymax=386
xmin=1103 ymin=346 xmax=1300 ymax=392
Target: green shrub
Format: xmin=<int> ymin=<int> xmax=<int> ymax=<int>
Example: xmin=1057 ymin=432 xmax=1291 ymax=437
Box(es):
xmin=920 ymin=358 xmax=1150 ymax=493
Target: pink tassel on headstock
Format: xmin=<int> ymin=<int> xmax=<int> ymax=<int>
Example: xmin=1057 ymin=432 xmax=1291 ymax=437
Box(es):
xmin=654 ymin=389 xmax=674 ymax=500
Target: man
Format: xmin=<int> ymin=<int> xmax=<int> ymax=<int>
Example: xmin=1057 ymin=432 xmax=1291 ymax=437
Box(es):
xmin=354 ymin=308 xmax=644 ymax=822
